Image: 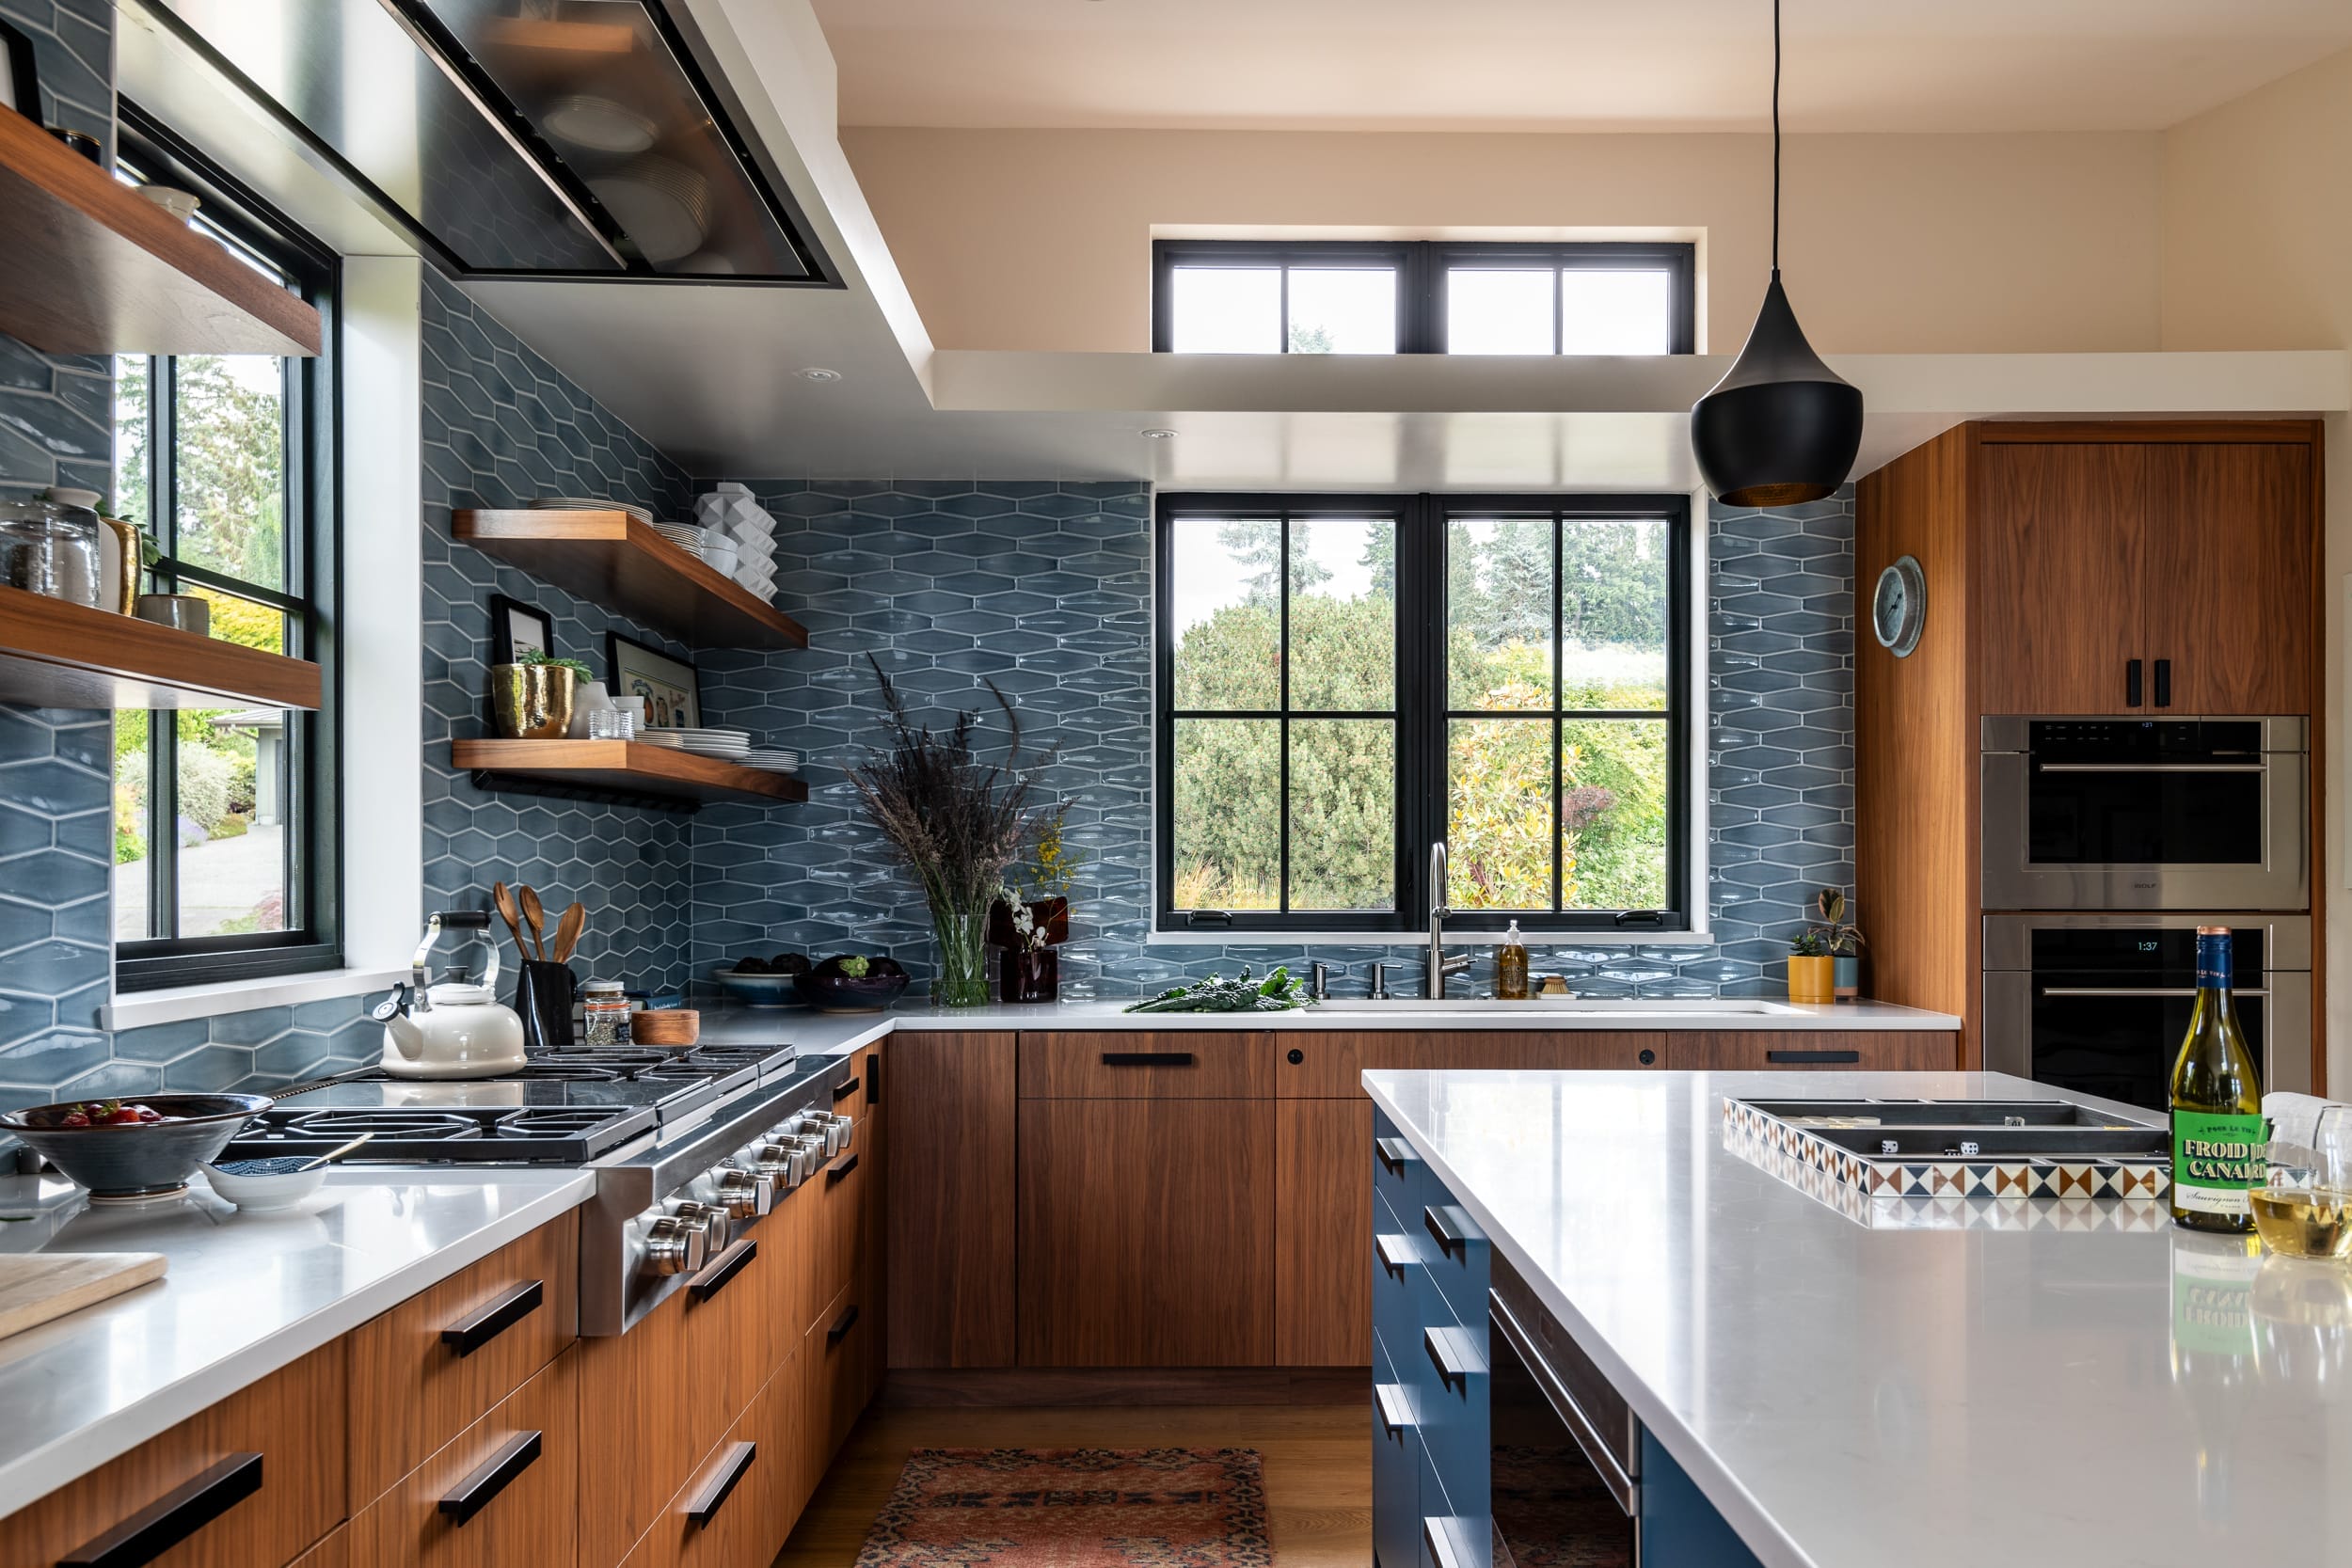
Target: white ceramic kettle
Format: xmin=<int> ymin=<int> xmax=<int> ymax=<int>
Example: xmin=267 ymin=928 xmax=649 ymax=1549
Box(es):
xmin=374 ymin=912 xmax=527 ymax=1081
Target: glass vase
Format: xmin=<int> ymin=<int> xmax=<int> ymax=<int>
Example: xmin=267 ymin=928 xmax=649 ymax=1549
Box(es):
xmin=930 ymin=901 xmax=992 ymax=1006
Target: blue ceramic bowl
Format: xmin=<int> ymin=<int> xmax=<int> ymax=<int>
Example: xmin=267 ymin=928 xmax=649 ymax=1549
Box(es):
xmin=3 ymin=1093 xmax=273 ymax=1197
xmin=792 ymin=972 xmax=912 ymax=1014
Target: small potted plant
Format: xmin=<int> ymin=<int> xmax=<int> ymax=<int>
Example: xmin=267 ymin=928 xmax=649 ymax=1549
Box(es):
xmin=491 ymin=648 xmax=589 ymax=739
xmin=1810 ymin=888 xmax=1867 ymax=1000
xmin=1787 ymin=929 xmax=1836 ymax=1005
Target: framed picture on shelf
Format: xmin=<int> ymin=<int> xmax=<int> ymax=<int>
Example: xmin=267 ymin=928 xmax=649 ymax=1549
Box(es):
xmin=608 ymin=631 xmax=701 ymax=729
xmin=0 ymin=22 xmax=39 ymax=117
xmin=488 ymin=594 xmax=552 ymax=665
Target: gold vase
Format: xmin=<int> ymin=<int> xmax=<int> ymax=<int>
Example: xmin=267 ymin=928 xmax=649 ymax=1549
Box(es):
xmin=491 ymin=664 xmax=575 ymax=739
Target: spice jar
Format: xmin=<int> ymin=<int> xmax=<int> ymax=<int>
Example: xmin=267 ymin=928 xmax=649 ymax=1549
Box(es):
xmin=581 ymin=979 xmax=630 ymax=1046
xmin=0 ymin=493 xmax=103 ymax=607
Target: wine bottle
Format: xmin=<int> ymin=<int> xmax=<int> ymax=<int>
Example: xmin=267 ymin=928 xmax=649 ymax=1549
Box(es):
xmin=2169 ymin=926 xmax=2265 ymax=1232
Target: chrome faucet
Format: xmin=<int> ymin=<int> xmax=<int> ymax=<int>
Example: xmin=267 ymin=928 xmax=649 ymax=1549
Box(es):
xmin=1427 ymin=841 xmax=1473 ymax=1000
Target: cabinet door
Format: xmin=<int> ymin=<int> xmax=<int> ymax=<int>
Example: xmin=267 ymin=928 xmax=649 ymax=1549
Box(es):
xmin=1021 ymin=1031 xmax=1270 ymax=1098
xmin=1662 ymin=1032 xmax=1958 ymax=1071
xmin=1018 ymin=1098 xmax=1277 ymax=1367
xmin=1276 ymin=1097 xmax=1374 ymax=1367
xmin=347 ymin=1349 xmax=578 ymax=1568
xmin=1977 ymin=442 xmax=2148 ymax=715
xmin=2145 ymin=442 xmax=2313 ymax=715
xmin=886 ymin=1032 xmax=1016 ymax=1369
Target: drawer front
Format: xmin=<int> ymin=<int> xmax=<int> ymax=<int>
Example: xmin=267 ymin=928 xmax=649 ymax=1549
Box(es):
xmin=1416 ymin=1444 xmax=1490 ymax=1568
xmin=1661 ymin=1030 xmax=1959 ymax=1072
xmin=1409 ymin=1315 xmax=1489 ymax=1525
xmin=1019 ymin=1032 xmax=1270 ymax=1098
xmin=1284 ymin=1031 xmax=1668 ymax=1096
xmin=825 ymin=1046 xmax=881 ymax=1123
xmin=1373 ymin=1111 xmax=1432 ymax=1234
xmin=1372 ymin=1192 xmax=1431 ymax=1365
xmin=808 ymin=1277 xmax=875 ymax=1458
xmin=348 ymin=1218 xmax=577 ymax=1503
xmin=1419 ymin=1199 xmax=1490 ymax=1337
xmin=1371 ymin=1354 xmax=1420 ymax=1568
xmin=347 ymin=1348 xmax=577 ymax=1568
xmin=2 ymin=1343 xmax=344 ymax=1568
xmin=806 ymin=1134 xmax=869 ymax=1338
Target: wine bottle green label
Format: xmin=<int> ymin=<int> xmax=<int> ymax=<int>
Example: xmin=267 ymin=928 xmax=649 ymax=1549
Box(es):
xmin=2172 ymin=1110 xmax=2266 ymax=1214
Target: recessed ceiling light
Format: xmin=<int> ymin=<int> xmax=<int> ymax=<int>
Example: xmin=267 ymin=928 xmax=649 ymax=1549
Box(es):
xmin=800 ymin=367 xmax=843 ymax=383
xmin=1139 ymin=427 xmax=1178 ymax=439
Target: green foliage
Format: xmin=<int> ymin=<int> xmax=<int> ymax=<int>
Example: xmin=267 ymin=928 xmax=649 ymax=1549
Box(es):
xmin=209 ymin=813 xmax=249 ymax=841
xmin=177 ymin=745 xmax=234 ymax=832
xmin=518 ymin=648 xmax=594 ymax=680
xmin=1789 ymin=929 xmax=1832 ymax=958
xmin=114 ymin=826 xmax=145 ymax=866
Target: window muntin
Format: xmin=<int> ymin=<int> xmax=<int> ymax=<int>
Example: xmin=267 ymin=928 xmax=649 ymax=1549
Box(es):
xmin=1154 ymin=242 xmax=1694 ymax=356
xmin=1156 ymin=494 xmax=1689 ymax=934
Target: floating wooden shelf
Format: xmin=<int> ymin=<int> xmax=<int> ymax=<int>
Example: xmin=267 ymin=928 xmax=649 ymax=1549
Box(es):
xmin=452 ymin=739 xmax=808 ymax=808
xmin=452 ymin=511 xmax=807 ymax=652
xmin=0 ymin=586 xmax=323 ymax=710
xmin=0 ymin=104 xmax=322 ymax=357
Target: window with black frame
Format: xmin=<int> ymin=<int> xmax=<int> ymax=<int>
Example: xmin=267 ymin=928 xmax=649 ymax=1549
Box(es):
xmin=109 ymin=118 xmax=340 ymax=989
xmin=1152 ymin=241 xmax=1695 ymax=356
xmin=1156 ymin=494 xmax=1688 ymax=935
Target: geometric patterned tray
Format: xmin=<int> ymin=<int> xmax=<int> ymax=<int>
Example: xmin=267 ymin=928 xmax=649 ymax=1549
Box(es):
xmin=1724 ymin=1095 xmax=2171 ymax=1203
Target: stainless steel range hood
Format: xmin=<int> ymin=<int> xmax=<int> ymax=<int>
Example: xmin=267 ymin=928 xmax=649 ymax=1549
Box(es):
xmin=144 ymin=0 xmax=837 ymax=285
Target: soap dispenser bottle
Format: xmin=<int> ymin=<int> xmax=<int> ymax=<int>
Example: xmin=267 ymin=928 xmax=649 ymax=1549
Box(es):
xmin=1497 ymin=919 xmax=1530 ymax=1000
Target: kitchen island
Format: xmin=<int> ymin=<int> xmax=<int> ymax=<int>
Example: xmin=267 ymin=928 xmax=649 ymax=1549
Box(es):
xmin=1363 ymin=1068 xmax=2352 ymax=1568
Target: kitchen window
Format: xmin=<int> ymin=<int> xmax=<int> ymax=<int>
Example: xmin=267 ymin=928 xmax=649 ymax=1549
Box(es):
xmin=110 ymin=114 xmax=342 ymax=990
xmin=1155 ymin=493 xmax=1691 ymax=934
xmin=1152 ymin=241 xmax=1695 ymax=356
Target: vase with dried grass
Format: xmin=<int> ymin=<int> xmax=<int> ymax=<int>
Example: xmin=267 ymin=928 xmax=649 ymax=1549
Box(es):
xmin=845 ymin=659 xmax=1053 ymax=1007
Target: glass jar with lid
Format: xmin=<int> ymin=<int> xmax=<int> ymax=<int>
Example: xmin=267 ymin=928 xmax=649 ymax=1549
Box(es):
xmin=0 ymin=491 xmax=103 ymax=607
xmin=582 ymin=979 xmax=631 ymax=1047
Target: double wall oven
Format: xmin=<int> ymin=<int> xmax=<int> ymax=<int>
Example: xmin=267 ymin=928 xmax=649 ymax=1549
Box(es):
xmin=1980 ymin=717 xmax=2312 ymax=1108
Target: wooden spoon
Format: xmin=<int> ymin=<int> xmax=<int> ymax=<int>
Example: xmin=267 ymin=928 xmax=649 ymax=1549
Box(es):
xmin=491 ymin=882 xmax=528 ymax=956
xmin=517 ymin=885 xmax=548 ymax=961
xmin=551 ymin=903 xmax=586 ymax=965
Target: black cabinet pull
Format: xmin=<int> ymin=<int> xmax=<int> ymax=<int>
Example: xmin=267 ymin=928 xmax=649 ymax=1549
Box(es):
xmin=1422 ymin=1325 xmax=1474 ymax=1393
xmin=1638 ymin=1048 xmax=1656 ymax=1066
xmin=1375 ymin=1233 xmax=1414 ymax=1280
xmin=826 ymin=1152 xmax=859 ymax=1185
xmin=1423 ymin=1204 xmax=1471 ymax=1259
xmin=437 ymin=1432 xmax=541 ymax=1526
xmin=687 ymin=1239 xmax=757 ymax=1302
xmin=2153 ymin=657 xmax=2171 ymax=708
xmin=831 ymin=1075 xmax=862 ymax=1103
xmin=1101 ymin=1052 xmax=1194 ymax=1067
xmin=828 ymin=1303 xmax=861 ymax=1345
xmin=1375 ymin=1136 xmax=1413 ymax=1176
xmin=866 ymin=1051 xmax=882 ymax=1106
xmin=440 ymin=1279 xmax=543 ymax=1357
xmin=1766 ymin=1049 xmax=1861 ymax=1064
xmin=685 ymin=1441 xmax=757 ymax=1528
xmin=1374 ymin=1382 xmax=1413 ymax=1440
xmin=2126 ymin=657 xmax=2143 ymax=707
xmin=59 ymin=1453 xmax=262 ymax=1566
xmin=1286 ymin=1048 xmax=1304 ymax=1065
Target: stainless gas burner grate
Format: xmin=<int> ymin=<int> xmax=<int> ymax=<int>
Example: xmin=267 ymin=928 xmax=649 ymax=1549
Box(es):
xmin=223 ymin=1101 xmax=660 ymax=1164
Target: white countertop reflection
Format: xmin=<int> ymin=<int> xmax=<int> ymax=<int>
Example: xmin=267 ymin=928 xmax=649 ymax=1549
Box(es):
xmin=1362 ymin=1069 xmax=2352 ymax=1568
xmin=0 ymin=1168 xmax=591 ymax=1516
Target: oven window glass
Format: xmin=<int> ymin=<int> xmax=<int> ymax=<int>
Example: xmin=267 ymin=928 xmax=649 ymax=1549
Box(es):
xmin=2026 ymin=927 xmax=2268 ymax=1110
xmin=2024 ymin=721 xmax=2267 ymax=867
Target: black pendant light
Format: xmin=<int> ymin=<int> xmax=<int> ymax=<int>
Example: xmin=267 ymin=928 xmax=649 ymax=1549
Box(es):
xmin=1691 ymin=0 xmax=1863 ymax=508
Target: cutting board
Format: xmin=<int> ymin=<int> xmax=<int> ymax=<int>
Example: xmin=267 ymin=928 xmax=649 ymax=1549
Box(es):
xmin=0 ymin=1252 xmax=167 ymax=1339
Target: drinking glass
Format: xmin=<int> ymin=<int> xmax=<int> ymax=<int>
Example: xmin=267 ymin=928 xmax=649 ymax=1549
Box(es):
xmin=2251 ymin=1111 xmax=2352 ymax=1260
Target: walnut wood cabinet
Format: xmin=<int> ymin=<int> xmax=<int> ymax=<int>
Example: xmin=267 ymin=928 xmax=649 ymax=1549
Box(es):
xmin=1661 ymin=1031 xmax=1958 ymax=1072
xmin=886 ymin=1033 xmax=1018 ymax=1369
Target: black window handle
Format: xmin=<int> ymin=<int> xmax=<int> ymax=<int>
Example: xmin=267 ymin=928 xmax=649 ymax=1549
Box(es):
xmin=826 ymin=1152 xmax=859 ymax=1185
xmin=1767 ymin=1049 xmax=1861 ymax=1064
xmin=440 ymin=1279 xmax=543 ymax=1357
xmin=438 ymin=1432 xmax=542 ymax=1527
xmin=1422 ymin=1324 xmax=1475 ymax=1394
xmin=2153 ymin=657 xmax=2171 ymax=708
xmin=828 ymin=1303 xmax=861 ymax=1345
xmin=1184 ymin=910 xmax=1234 ymax=927
xmin=1613 ymin=910 xmax=1665 ymax=927
xmin=1375 ymin=1136 xmax=1413 ymax=1176
xmin=1101 ymin=1052 xmax=1195 ymax=1067
xmin=687 ymin=1239 xmax=756 ymax=1302
xmin=685 ymin=1441 xmax=756 ymax=1528
xmin=2127 ymin=657 xmax=2143 ymax=707
xmin=1423 ymin=1204 xmax=1471 ymax=1259
xmin=1375 ymin=1233 xmax=1413 ymax=1280
xmin=831 ymin=1075 xmax=862 ymax=1103
xmin=59 ymin=1453 xmax=262 ymax=1566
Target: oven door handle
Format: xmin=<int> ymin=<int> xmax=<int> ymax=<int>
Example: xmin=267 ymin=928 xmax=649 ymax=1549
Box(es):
xmin=2039 ymin=986 xmax=2270 ymax=999
xmin=2032 ymin=762 xmax=2267 ymax=774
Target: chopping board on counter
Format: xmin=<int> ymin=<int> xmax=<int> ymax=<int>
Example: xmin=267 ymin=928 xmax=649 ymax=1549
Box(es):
xmin=0 ymin=1252 xmax=167 ymax=1339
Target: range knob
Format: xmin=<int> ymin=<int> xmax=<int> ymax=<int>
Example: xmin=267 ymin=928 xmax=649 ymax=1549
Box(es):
xmin=672 ymin=1199 xmax=731 ymax=1255
xmin=806 ymin=1111 xmax=852 ymax=1157
xmin=713 ymin=1164 xmax=771 ymax=1219
xmin=642 ymin=1213 xmax=706 ymax=1277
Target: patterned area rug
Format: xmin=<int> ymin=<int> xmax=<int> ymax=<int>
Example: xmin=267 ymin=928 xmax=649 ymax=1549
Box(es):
xmin=853 ymin=1448 xmax=1272 ymax=1567
xmin=1491 ymin=1446 xmax=1634 ymax=1568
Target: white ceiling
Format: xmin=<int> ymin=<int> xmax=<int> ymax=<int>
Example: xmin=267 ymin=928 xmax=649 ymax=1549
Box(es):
xmin=809 ymin=0 xmax=2352 ymax=134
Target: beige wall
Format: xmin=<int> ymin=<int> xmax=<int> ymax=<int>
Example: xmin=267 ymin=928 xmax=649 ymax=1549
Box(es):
xmin=842 ymin=127 xmax=2164 ymax=356
xmin=2160 ymin=44 xmax=2352 ymax=1095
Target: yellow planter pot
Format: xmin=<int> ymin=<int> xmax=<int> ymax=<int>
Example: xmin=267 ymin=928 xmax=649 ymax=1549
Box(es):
xmin=1787 ymin=954 xmax=1836 ymax=1005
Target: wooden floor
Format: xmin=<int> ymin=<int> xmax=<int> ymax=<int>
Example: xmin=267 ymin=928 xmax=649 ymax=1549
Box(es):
xmin=772 ymin=1401 xmax=1373 ymax=1566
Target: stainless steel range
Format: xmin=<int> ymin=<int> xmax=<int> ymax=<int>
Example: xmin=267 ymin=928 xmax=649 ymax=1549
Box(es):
xmin=219 ymin=1038 xmax=867 ymax=1335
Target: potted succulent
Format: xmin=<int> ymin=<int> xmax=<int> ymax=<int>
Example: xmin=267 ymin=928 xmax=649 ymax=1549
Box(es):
xmin=491 ymin=648 xmax=588 ymax=739
xmin=1787 ymin=929 xmax=1836 ymax=1006
xmin=1810 ymin=888 xmax=1867 ymax=1000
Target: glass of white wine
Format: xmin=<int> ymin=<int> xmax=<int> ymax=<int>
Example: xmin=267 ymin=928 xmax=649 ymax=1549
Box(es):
xmin=2251 ymin=1115 xmax=2352 ymax=1261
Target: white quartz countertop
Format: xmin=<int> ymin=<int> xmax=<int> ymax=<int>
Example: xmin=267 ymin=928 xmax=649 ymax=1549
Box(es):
xmin=1362 ymin=1069 xmax=2352 ymax=1568
xmin=697 ymin=998 xmax=1960 ymax=1035
xmin=0 ymin=1167 xmax=592 ymax=1517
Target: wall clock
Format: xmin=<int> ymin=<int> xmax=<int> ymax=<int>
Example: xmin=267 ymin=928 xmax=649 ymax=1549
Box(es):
xmin=1872 ymin=555 xmax=1927 ymax=657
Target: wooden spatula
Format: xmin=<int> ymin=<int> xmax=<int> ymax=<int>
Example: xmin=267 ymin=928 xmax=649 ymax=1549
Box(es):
xmin=492 ymin=882 xmax=528 ymax=956
xmin=551 ymin=902 xmax=586 ymax=965
xmin=517 ymin=885 xmax=548 ymax=961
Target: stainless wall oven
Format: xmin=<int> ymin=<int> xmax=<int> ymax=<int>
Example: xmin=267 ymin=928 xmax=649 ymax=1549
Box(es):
xmin=1980 ymin=717 xmax=2308 ymax=911
xmin=1983 ymin=913 xmax=2311 ymax=1109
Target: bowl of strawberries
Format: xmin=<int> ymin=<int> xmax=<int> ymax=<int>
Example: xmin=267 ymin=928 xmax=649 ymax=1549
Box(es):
xmin=2 ymin=1093 xmax=273 ymax=1200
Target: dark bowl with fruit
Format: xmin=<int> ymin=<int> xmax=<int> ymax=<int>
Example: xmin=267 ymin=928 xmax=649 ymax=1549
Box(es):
xmin=793 ymin=955 xmax=911 ymax=1014
xmin=1 ymin=1093 xmax=273 ymax=1199
xmin=713 ymin=952 xmax=811 ymax=1007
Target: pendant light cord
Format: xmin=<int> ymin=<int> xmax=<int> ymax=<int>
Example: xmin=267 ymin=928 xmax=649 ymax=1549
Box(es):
xmin=1772 ymin=0 xmax=1782 ymax=273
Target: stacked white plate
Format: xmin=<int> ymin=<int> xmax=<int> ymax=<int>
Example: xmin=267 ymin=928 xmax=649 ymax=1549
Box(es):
xmin=669 ymin=727 xmax=752 ymax=759
xmin=739 ymin=748 xmax=800 ymax=774
xmin=654 ymin=522 xmax=704 ymax=555
xmin=529 ymin=497 xmax=655 ymax=526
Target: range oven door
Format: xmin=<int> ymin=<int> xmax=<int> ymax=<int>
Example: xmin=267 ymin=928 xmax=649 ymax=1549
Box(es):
xmin=1487 ymin=1260 xmax=1637 ymax=1568
xmin=1983 ymin=914 xmax=2312 ymax=1109
xmin=1980 ymin=717 xmax=2308 ymax=911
